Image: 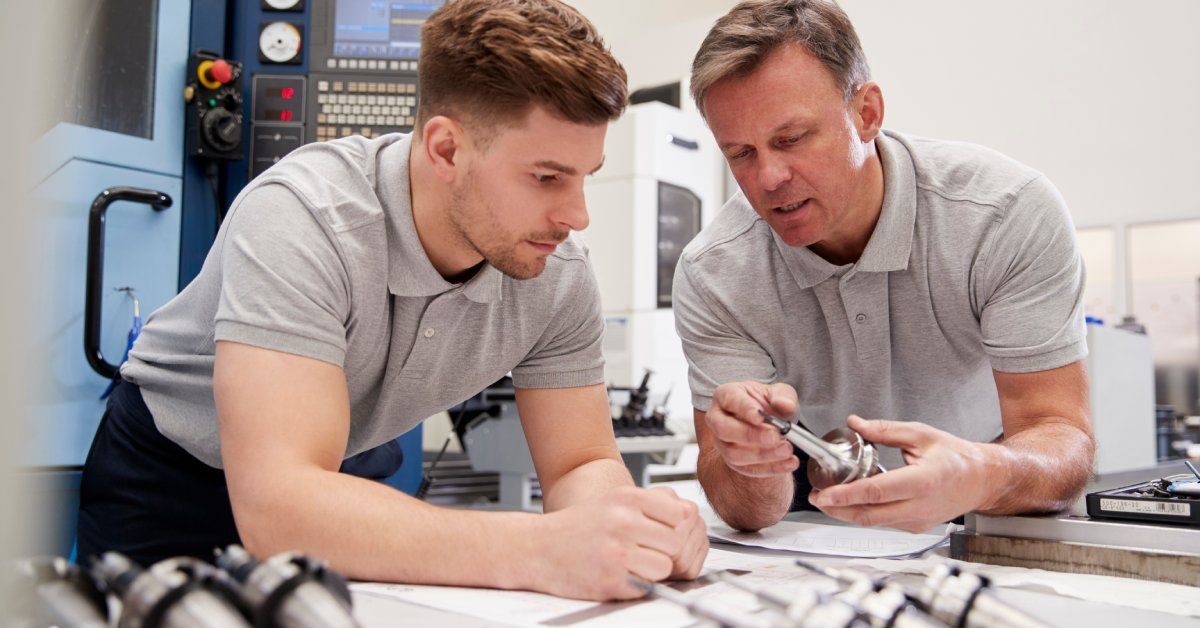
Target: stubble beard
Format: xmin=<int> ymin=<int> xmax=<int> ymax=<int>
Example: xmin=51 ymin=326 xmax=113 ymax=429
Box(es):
xmin=449 ymin=176 xmax=554 ymax=281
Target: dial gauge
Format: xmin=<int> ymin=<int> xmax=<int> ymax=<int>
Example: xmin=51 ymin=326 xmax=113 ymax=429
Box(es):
xmin=263 ymin=0 xmax=303 ymax=10
xmin=259 ymin=22 xmax=302 ymax=64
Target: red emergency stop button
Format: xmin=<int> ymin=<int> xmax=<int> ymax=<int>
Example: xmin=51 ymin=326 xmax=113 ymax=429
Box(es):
xmin=208 ymin=59 xmax=233 ymax=85
xmin=197 ymin=59 xmax=234 ymax=89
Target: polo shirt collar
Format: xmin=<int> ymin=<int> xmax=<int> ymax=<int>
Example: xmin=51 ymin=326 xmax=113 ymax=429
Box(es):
xmin=773 ymin=129 xmax=917 ymax=289
xmin=378 ymin=134 xmax=504 ymax=304
xmin=856 ymin=130 xmax=917 ymax=273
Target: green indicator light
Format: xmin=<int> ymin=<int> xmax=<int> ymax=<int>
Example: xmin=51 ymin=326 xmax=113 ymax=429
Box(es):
xmin=208 ymin=98 xmax=217 ymax=107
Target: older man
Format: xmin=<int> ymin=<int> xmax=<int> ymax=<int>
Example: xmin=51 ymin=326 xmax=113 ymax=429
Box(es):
xmin=675 ymin=0 xmax=1093 ymax=533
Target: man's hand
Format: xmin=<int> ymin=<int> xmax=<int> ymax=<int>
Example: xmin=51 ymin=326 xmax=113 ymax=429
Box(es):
xmin=531 ymin=486 xmax=707 ymax=601
xmin=707 ymin=382 xmax=801 ymax=478
xmin=809 ymin=415 xmax=1004 ymax=533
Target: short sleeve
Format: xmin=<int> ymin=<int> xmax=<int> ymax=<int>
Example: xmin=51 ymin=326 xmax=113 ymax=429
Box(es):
xmin=214 ymin=183 xmax=351 ymax=366
xmin=511 ymin=259 xmax=606 ymax=389
xmin=975 ymin=175 xmax=1087 ymax=373
xmin=673 ymin=257 xmax=776 ymax=411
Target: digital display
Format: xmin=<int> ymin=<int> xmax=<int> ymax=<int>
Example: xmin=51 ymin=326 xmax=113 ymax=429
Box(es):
xmin=333 ymin=1 xmax=444 ymax=60
xmin=266 ymin=109 xmax=297 ymax=122
xmin=252 ymin=76 xmax=306 ymax=124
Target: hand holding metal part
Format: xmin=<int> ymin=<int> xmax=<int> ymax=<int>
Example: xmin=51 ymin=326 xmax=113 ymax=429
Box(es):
xmin=758 ymin=408 xmax=887 ymax=489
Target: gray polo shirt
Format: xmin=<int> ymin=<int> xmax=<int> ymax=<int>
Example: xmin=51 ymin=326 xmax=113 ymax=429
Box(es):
xmin=674 ymin=130 xmax=1086 ymax=469
xmin=122 ymin=133 xmax=605 ymax=468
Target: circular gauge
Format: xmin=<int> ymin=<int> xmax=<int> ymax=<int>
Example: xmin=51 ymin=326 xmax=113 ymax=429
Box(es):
xmin=263 ymin=0 xmax=303 ymax=9
xmin=259 ymin=21 xmax=302 ymax=64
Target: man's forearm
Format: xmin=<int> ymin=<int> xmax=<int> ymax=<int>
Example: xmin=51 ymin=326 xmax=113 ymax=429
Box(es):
xmin=977 ymin=421 xmax=1095 ymax=515
xmin=541 ymin=456 xmax=633 ymax=512
xmin=697 ymin=450 xmax=793 ymax=531
xmin=233 ymin=467 xmax=547 ymax=589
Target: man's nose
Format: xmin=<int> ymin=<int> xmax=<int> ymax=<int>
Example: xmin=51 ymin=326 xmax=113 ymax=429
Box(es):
xmin=757 ymin=152 xmax=793 ymax=193
xmin=552 ymin=187 xmax=590 ymax=232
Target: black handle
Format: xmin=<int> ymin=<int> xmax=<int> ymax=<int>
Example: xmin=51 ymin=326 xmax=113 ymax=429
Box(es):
xmin=667 ymin=134 xmax=699 ymax=151
xmin=84 ymin=187 xmax=172 ymax=379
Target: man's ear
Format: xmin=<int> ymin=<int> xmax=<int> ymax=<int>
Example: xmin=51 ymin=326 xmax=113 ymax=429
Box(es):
xmin=419 ymin=115 xmax=466 ymax=183
xmin=852 ymin=81 xmax=885 ymax=142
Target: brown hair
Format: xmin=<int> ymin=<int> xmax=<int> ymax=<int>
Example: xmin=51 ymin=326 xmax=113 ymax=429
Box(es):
xmin=690 ymin=0 xmax=870 ymax=117
xmin=416 ymin=0 xmax=627 ymax=141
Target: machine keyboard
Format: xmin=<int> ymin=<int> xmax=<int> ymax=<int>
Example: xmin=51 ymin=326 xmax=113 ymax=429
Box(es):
xmin=310 ymin=76 xmax=418 ymax=142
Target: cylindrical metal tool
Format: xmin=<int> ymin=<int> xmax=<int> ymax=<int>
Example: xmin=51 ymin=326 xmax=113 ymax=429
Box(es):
xmin=215 ymin=545 xmax=359 ymax=628
xmin=8 ymin=556 xmax=109 ymax=628
xmin=759 ymin=410 xmax=887 ymax=489
xmin=629 ymin=578 xmax=770 ymax=628
xmin=795 ymin=561 xmax=946 ymax=628
xmin=91 ymin=552 xmax=251 ymax=628
xmin=918 ymin=564 xmax=1048 ymax=628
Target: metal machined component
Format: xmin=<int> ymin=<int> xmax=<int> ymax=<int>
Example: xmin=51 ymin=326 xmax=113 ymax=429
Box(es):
xmin=759 ymin=410 xmax=887 ymax=489
xmin=795 ymin=561 xmax=945 ymax=628
xmin=91 ymin=553 xmax=250 ymax=628
xmin=215 ymin=545 xmax=359 ymax=628
xmin=629 ymin=578 xmax=770 ymax=628
xmin=9 ymin=556 xmax=108 ymax=628
xmin=707 ymin=570 xmax=822 ymax=624
xmin=917 ymin=564 xmax=1048 ymax=628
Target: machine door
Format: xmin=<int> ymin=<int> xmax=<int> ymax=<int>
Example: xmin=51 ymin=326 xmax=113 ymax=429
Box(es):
xmin=656 ymin=181 xmax=702 ymax=309
xmin=26 ymin=0 xmax=190 ymax=470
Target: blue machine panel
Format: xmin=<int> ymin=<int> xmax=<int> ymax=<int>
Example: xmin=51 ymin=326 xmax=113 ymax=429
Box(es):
xmin=32 ymin=0 xmax=191 ymax=182
xmin=28 ymin=162 xmax=182 ymax=467
xmin=22 ymin=0 xmax=192 ymax=557
xmin=26 ymin=0 xmax=191 ymax=469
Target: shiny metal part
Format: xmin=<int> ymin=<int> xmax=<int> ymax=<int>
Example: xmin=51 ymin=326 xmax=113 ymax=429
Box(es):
xmin=215 ymin=545 xmax=359 ymax=628
xmin=10 ymin=556 xmax=108 ymax=628
xmin=91 ymin=553 xmax=250 ymax=628
xmin=759 ymin=410 xmax=887 ymax=489
xmin=794 ymin=561 xmax=932 ymax=628
xmin=708 ymin=570 xmax=822 ymax=622
xmin=918 ymin=563 xmax=1048 ymax=628
xmin=629 ymin=578 xmax=766 ymax=628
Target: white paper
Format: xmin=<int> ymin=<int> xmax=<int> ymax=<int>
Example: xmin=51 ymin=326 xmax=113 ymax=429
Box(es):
xmin=353 ymin=581 xmax=594 ymax=626
xmin=707 ymin=519 xmax=951 ymax=559
xmin=350 ymin=548 xmax=821 ymax=628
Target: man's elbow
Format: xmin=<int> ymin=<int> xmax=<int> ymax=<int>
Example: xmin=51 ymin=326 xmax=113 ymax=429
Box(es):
xmin=717 ymin=507 xmax=786 ymax=533
xmin=230 ymin=496 xmax=289 ymax=558
xmin=225 ymin=472 xmax=313 ymax=558
xmin=1026 ymin=424 xmax=1096 ymax=513
xmin=1059 ymin=424 xmax=1096 ymax=501
xmin=701 ymin=477 xmax=790 ymax=532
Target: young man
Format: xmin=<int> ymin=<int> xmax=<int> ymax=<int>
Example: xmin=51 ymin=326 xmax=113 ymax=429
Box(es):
xmin=78 ymin=0 xmax=707 ymax=601
xmin=676 ymin=0 xmax=1094 ymax=533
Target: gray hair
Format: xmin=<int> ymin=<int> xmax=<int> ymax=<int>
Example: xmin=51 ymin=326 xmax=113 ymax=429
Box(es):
xmin=690 ymin=0 xmax=871 ymax=117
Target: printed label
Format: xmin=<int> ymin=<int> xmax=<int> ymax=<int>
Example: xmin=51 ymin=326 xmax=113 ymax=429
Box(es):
xmin=1100 ymin=498 xmax=1190 ymax=517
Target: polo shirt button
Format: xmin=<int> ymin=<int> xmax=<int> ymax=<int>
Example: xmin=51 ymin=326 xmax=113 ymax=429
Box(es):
xmin=855 ymin=313 xmax=867 ymax=323
xmin=424 ymin=328 xmax=436 ymax=338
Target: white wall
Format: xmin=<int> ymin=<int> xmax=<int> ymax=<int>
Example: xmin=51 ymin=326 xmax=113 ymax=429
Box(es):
xmin=568 ymin=0 xmax=1200 ymax=230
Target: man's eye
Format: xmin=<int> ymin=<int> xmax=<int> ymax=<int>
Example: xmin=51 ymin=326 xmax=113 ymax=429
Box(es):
xmin=779 ymin=135 xmax=802 ymax=145
xmin=728 ymin=148 xmax=752 ymax=160
xmin=534 ymin=174 xmax=559 ymax=183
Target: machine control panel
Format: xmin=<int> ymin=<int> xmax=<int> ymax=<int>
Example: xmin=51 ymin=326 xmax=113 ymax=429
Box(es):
xmin=250 ymin=75 xmax=307 ymax=177
xmin=304 ymin=0 xmax=442 ymax=143
xmin=236 ymin=0 xmax=443 ymax=180
xmin=311 ymin=76 xmax=417 ymax=141
xmin=185 ymin=52 xmax=246 ymax=161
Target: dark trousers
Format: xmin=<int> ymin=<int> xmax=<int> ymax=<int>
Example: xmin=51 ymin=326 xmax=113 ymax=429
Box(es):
xmin=77 ymin=379 xmax=403 ymax=567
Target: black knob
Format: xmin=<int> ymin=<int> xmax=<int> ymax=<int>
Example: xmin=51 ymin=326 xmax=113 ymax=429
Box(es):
xmin=220 ymin=91 xmax=242 ymax=111
xmin=202 ymin=108 xmax=242 ymax=152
